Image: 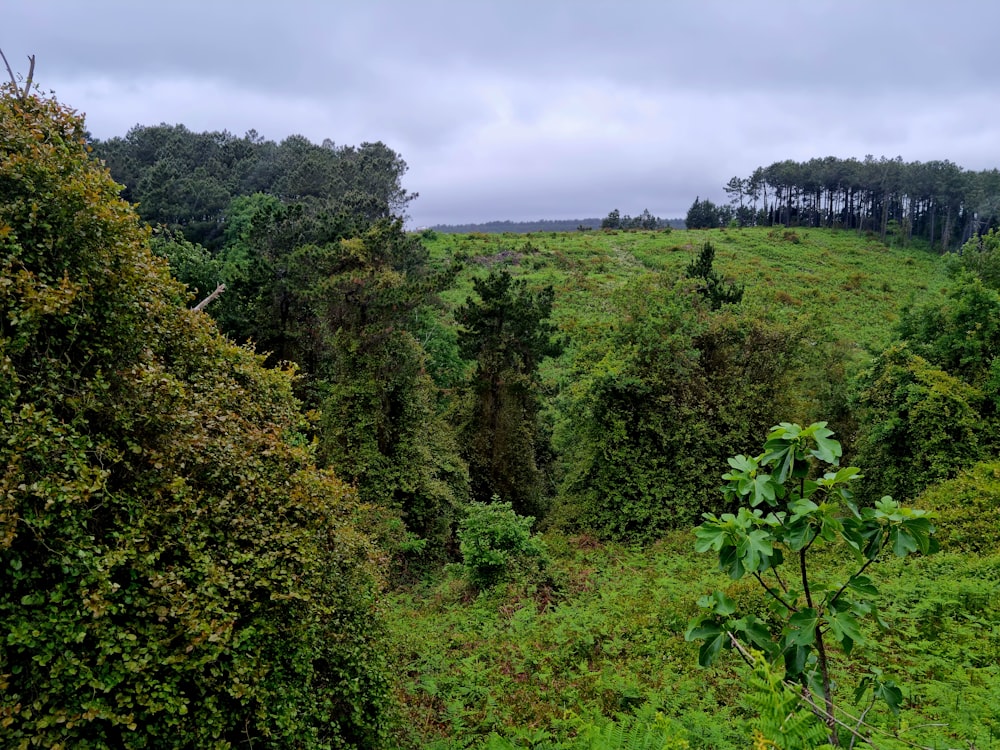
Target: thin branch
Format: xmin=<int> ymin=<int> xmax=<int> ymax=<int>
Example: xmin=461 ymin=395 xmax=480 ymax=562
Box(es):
xmin=23 ymin=54 xmax=34 ymax=100
xmin=192 ymin=283 xmax=226 ymax=312
xmin=753 ymin=571 xmax=798 ymax=612
xmin=848 ymin=698 xmax=875 ymax=750
xmin=772 ymin=565 xmax=789 ymax=594
xmin=829 ymin=545 xmax=882 ymax=611
xmin=0 ymin=47 xmax=17 ymax=89
xmin=0 ymin=49 xmax=35 ymax=101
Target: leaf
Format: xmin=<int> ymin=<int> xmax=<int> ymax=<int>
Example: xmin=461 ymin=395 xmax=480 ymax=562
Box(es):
xmin=694 ymin=524 xmax=727 ymax=553
xmin=890 ymin=526 xmax=918 ymax=557
xmin=733 ymin=615 xmax=774 ymax=653
xmin=685 ymin=619 xmax=724 ymax=642
xmin=737 ymin=529 xmax=774 ymax=573
xmin=698 ymin=630 xmax=728 ymax=667
xmin=786 ymin=609 xmax=818 ymax=648
xmin=827 ymin=611 xmax=865 ymax=654
xmin=709 ymin=590 xmax=737 ymax=616
xmin=783 ymin=644 xmax=809 ymax=677
xmin=809 ymin=424 xmax=842 ymax=464
xmin=874 ymin=680 xmax=903 ymax=715
xmin=750 ymin=473 xmax=777 ymax=507
xmin=847 ymin=575 xmax=879 ymax=597
xmin=685 ymin=619 xmax=728 ymax=667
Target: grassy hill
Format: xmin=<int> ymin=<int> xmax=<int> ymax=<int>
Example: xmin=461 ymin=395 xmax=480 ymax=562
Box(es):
xmin=423 ymin=226 xmax=948 ymax=359
xmin=384 ymin=228 xmax=1000 ymax=749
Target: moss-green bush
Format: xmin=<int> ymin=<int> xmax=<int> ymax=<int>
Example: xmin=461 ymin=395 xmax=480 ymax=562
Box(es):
xmin=915 ymin=461 xmax=1000 ymax=553
xmin=0 ymin=87 xmax=387 ymax=748
xmin=458 ymin=501 xmax=549 ymax=589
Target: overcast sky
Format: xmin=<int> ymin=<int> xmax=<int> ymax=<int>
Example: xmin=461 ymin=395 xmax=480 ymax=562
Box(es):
xmin=7 ymin=1 xmax=1000 ymax=227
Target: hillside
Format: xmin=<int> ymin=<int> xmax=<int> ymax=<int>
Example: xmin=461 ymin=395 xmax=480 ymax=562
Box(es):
xmin=421 ymin=225 xmax=949 ymax=378
xmin=382 ymin=226 xmax=1000 ymax=749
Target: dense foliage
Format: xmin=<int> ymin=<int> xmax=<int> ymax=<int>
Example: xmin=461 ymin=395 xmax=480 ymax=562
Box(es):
xmin=854 ymin=243 xmax=1000 ymax=502
xmin=0 ymin=88 xmax=387 ymax=748
xmin=12 ymin=70 xmax=999 ymax=748
xmin=556 ymin=275 xmax=802 ymax=540
xmin=93 ymin=124 xmax=415 ymax=249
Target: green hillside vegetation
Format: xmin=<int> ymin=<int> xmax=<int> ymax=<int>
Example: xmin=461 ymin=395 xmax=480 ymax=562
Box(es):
xmin=7 ymin=78 xmax=1000 ymax=750
xmin=421 ymin=226 xmax=945 ymax=356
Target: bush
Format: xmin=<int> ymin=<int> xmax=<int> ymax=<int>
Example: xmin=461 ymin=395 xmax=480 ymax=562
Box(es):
xmin=853 ymin=343 xmax=987 ymax=502
xmin=556 ymin=276 xmax=803 ymax=541
xmin=0 ymin=88 xmax=387 ymax=747
xmin=458 ymin=500 xmax=549 ymax=589
xmin=915 ymin=461 xmax=1000 ymax=553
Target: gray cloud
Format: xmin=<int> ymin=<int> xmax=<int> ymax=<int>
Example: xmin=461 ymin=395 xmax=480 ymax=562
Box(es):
xmin=7 ymin=0 xmax=1000 ymax=226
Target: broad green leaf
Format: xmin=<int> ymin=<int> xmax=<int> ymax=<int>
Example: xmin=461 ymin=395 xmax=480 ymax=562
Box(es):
xmin=784 ymin=520 xmax=815 ymax=551
xmin=750 ymin=473 xmax=777 ymax=507
xmin=698 ymin=631 xmax=728 ymax=667
xmin=685 ymin=619 xmax=724 ymax=642
xmin=710 ymin=590 xmax=737 ymax=616
xmin=874 ymin=680 xmax=903 ymax=716
xmin=783 ymin=644 xmax=809 ymax=677
xmin=786 ymin=608 xmax=818 ymax=647
xmin=788 ymin=498 xmax=819 ymax=521
xmin=737 ymin=528 xmax=774 ymax=573
xmin=827 ymin=611 xmax=865 ymax=654
xmin=733 ymin=615 xmax=774 ymax=653
xmin=694 ymin=524 xmax=727 ymax=553
xmin=809 ymin=425 xmax=842 ymax=464
xmin=890 ymin=526 xmax=918 ymax=557
xmin=719 ymin=544 xmax=745 ymax=579
xmin=847 ymin=575 xmax=879 ymax=597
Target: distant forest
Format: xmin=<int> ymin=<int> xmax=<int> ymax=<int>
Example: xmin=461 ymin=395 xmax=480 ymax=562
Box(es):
xmin=91 ymin=123 xmax=414 ymax=250
xmin=688 ymin=155 xmax=1000 ymax=251
xmin=430 ymin=217 xmax=686 ymax=234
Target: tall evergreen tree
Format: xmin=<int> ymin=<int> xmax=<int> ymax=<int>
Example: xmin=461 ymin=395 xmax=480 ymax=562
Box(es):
xmin=456 ymin=270 xmax=563 ymax=515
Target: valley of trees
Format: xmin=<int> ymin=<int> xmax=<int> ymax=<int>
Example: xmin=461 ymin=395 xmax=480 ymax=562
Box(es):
xmin=4 ymin=79 xmax=1000 ymax=749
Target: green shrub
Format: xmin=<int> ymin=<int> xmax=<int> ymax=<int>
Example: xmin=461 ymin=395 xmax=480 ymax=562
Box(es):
xmin=556 ymin=276 xmax=803 ymax=540
xmin=853 ymin=343 xmax=987 ymax=502
xmin=0 ymin=88 xmax=387 ymax=748
xmin=915 ymin=461 xmax=1000 ymax=553
xmin=458 ymin=501 xmax=549 ymax=589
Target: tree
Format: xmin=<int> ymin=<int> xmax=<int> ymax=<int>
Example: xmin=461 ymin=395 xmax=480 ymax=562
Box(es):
xmin=601 ymin=208 xmax=622 ymax=229
xmin=311 ymin=222 xmax=469 ymax=551
xmin=0 ymin=87 xmax=388 ymax=747
xmin=556 ymin=275 xmax=801 ymax=540
xmin=456 ymin=269 xmax=563 ymax=515
xmin=685 ymin=196 xmax=723 ymax=229
xmin=686 ymin=422 xmax=937 ymax=747
xmin=685 ymin=241 xmax=744 ymax=309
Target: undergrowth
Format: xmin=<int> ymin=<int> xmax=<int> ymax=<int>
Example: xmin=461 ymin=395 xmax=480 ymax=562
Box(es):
xmin=385 ymin=532 xmax=1000 ymax=749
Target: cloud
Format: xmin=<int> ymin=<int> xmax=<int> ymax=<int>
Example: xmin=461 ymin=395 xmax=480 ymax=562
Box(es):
xmin=8 ymin=0 xmax=1000 ymax=226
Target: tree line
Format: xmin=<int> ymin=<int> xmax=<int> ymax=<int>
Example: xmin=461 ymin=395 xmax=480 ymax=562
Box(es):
xmin=92 ymin=123 xmax=415 ymax=250
xmin=686 ymin=155 xmax=1000 ymax=251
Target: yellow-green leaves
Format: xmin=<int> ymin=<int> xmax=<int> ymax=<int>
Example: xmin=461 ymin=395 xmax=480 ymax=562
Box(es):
xmin=1 ymin=89 xmax=388 ymax=748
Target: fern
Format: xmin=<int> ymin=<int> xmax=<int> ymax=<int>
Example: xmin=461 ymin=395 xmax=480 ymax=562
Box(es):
xmin=744 ymin=653 xmax=831 ymax=750
xmin=483 ymin=706 xmax=689 ymax=749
